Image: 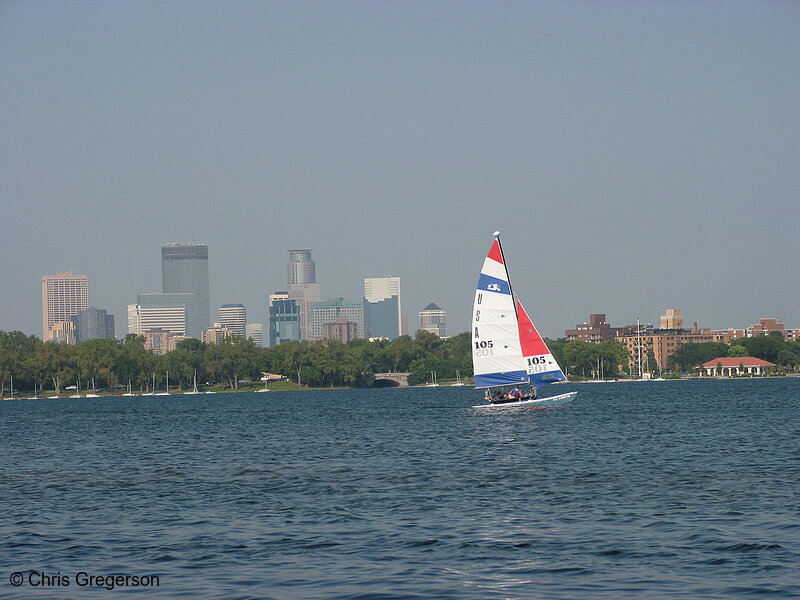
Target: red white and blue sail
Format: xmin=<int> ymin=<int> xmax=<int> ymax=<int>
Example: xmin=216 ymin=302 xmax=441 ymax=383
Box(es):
xmin=517 ymin=300 xmax=567 ymax=387
xmin=471 ymin=237 xmax=529 ymax=389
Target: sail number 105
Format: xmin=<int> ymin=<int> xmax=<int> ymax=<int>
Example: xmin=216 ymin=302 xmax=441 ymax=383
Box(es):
xmin=474 ymin=340 xmax=494 ymax=356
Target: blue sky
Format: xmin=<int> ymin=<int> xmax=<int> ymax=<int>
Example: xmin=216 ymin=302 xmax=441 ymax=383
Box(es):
xmin=1 ymin=1 xmax=798 ymax=338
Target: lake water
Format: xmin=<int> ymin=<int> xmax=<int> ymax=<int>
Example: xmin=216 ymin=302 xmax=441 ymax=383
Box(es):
xmin=1 ymin=378 xmax=798 ymax=599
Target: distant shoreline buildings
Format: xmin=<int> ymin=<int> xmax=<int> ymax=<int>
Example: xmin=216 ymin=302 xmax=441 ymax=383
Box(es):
xmin=566 ymin=311 xmax=799 ymax=372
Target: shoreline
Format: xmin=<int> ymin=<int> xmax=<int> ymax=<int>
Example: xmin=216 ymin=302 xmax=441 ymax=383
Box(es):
xmin=3 ymin=374 xmax=799 ymax=400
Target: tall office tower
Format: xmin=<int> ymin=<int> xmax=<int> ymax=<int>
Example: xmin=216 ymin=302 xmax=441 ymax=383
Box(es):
xmin=41 ymin=272 xmax=89 ymax=341
xmin=218 ymin=304 xmax=246 ymax=338
xmin=308 ymin=297 xmax=365 ymax=340
xmin=287 ymin=249 xmax=320 ymax=340
xmin=419 ymin=303 xmax=447 ymax=337
xmin=268 ymin=291 xmax=300 ymax=347
xmin=287 ymin=249 xmax=316 ymax=284
xmin=363 ymin=276 xmax=402 ymax=339
xmin=71 ymin=306 xmax=115 ymax=342
xmin=162 ymin=243 xmax=210 ymax=336
xmin=245 ymin=323 xmax=264 ymax=348
xmin=127 ymin=304 xmax=187 ymax=336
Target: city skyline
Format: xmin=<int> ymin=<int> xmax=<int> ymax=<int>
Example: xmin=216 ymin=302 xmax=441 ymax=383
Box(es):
xmin=2 ymin=2 xmax=798 ymax=339
xmin=26 ymin=239 xmax=800 ymax=344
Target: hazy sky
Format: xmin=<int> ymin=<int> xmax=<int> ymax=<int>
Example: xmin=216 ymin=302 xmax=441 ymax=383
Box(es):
xmin=2 ymin=1 xmax=798 ymax=339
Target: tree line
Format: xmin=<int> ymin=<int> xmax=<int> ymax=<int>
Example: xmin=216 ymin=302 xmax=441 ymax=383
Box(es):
xmin=1 ymin=329 xmax=797 ymax=395
xmin=0 ymin=330 xmax=472 ymax=394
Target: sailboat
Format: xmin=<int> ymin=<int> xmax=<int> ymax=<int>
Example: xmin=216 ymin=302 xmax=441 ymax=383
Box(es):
xmin=184 ymin=370 xmax=200 ymax=395
xmin=141 ymin=373 xmax=155 ymax=396
xmin=69 ymin=378 xmax=82 ymax=399
xmin=451 ymin=370 xmax=465 ymax=387
xmin=472 ymin=232 xmax=577 ymax=408
xmin=155 ymin=372 xmax=169 ymax=396
xmin=84 ymin=377 xmax=100 ymax=398
xmin=425 ymin=371 xmax=440 ymax=387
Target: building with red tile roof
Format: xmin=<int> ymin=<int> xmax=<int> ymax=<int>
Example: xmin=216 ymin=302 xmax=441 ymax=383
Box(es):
xmin=702 ymin=357 xmax=776 ymax=377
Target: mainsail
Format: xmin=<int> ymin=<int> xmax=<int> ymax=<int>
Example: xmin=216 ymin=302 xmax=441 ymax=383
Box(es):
xmin=471 ymin=238 xmax=529 ymax=388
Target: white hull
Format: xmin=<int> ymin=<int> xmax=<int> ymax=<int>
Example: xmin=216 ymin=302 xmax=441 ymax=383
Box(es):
xmin=474 ymin=391 xmax=577 ymax=409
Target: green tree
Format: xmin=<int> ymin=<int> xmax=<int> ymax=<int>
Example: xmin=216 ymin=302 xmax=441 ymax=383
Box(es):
xmin=728 ymin=344 xmax=747 ymax=358
xmin=113 ymin=335 xmax=157 ymax=391
xmin=668 ymin=342 xmax=729 ymax=372
xmin=0 ymin=331 xmax=42 ymax=393
xmin=76 ymin=338 xmax=121 ymax=390
xmin=732 ymin=336 xmax=786 ymax=364
xmin=203 ymin=337 xmax=259 ymax=389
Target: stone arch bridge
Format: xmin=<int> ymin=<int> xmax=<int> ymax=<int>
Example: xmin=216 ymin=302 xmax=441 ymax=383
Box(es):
xmin=372 ymin=373 xmax=411 ymax=387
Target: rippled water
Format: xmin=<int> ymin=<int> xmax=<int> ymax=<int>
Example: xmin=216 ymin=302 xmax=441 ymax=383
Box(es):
xmin=2 ymin=378 xmax=799 ymax=599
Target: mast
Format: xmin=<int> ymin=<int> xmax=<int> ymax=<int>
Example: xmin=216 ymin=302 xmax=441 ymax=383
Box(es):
xmin=493 ymin=231 xmax=519 ymax=319
xmin=637 ymin=317 xmax=643 ymax=379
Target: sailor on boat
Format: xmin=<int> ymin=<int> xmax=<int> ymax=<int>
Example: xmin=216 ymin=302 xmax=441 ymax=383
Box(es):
xmin=486 ymin=385 xmax=539 ymax=404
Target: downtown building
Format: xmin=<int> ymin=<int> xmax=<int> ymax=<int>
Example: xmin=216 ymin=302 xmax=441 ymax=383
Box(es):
xmin=245 ymin=323 xmax=264 ymax=347
xmin=71 ymin=306 xmax=115 ymax=342
xmin=41 ymin=272 xmax=89 ymax=341
xmin=287 ymin=249 xmax=320 ymax=341
xmin=218 ymin=304 xmax=246 ymax=338
xmin=364 ymin=276 xmax=402 ymax=339
xmin=141 ymin=329 xmax=188 ymax=355
xmin=268 ymin=292 xmax=300 ymax=347
xmin=127 ymin=302 xmax=187 ymax=336
xmin=322 ymin=318 xmax=359 ymax=343
xmin=308 ymin=297 xmax=365 ymax=341
xmin=202 ymin=323 xmax=233 ymax=344
xmin=161 ymin=242 xmax=210 ymax=338
xmin=419 ymin=303 xmax=447 ymax=337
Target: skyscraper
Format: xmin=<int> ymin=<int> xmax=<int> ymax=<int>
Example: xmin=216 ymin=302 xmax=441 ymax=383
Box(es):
xmin=162 ymin=243 xmax=210 ymax=336
xmin=287 ymin=249 xmax=320 ymax=340
xmin=287 ymin=249 xmax=316 ymax=284
xmin=218 ymin=304 xmax=246 ymax=338
xmin=419 ymin=303 xmax=447 ymax=337
xmin=364 ymin=276 xmax=402 ymax=339
xmin=41 ymin=272 xmax=89 ymax=341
